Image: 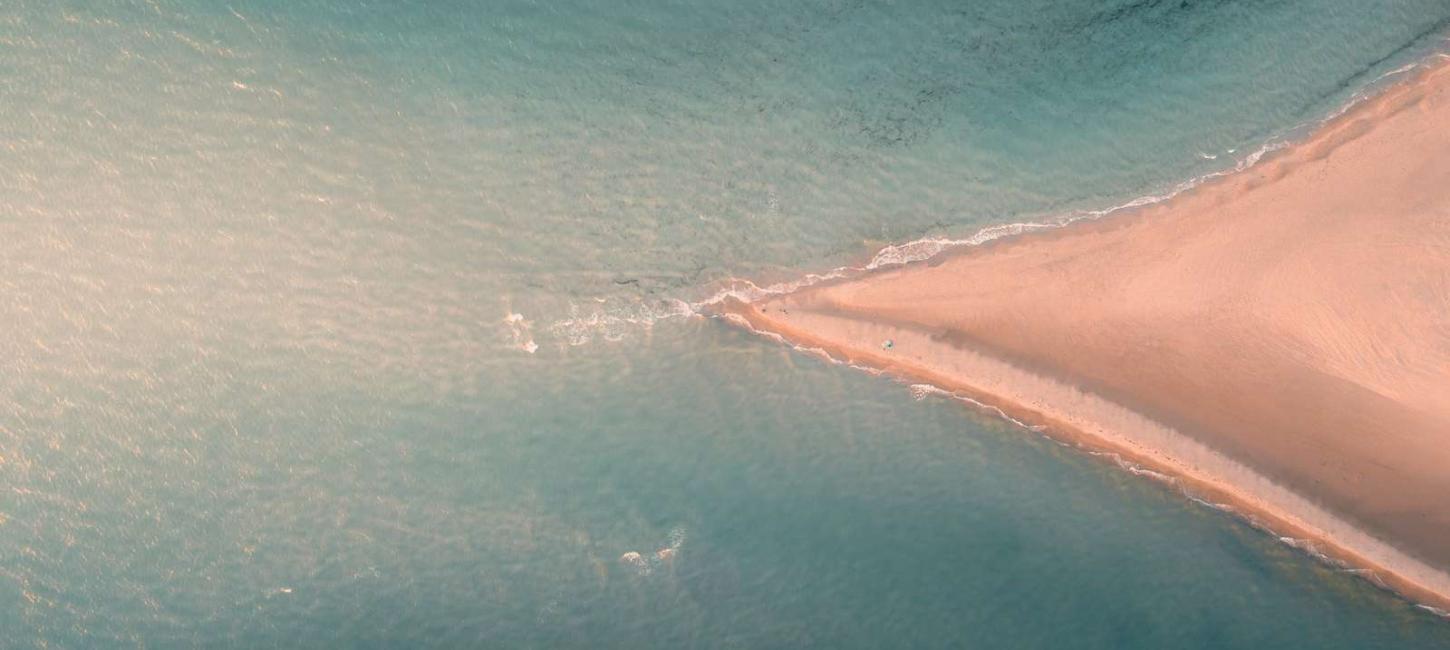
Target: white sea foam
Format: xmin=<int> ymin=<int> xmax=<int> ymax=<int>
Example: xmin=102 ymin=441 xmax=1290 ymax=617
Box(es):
xmin=903 ymin=381 xmax=1041 ymax=430
xmin=558 ymin=50 xmax=1444 ymax=358
xmin=1184 ymin=492 xmax=1234 ymax=512
xmin=909 ymin=383 xmax=953 ymax=401
xmin=864 ymin=222 xmax=1062 ymax=270
xmin=559 ymin=117 xmax=1304 ymax=354
xmin=548 ymin=299 xmax=694 ymax=346
xmin=619 ymin=551 xmax=649 ymax=576
xmin=692 ymin=269 xmax=854 ymax=307
xmin=503 ymin=312 xmax=538 ymax=354
xmin=1320 ymin=54 xmax=1441 ymax=124
xmin=619 ymin=526 xmax=687 ymax=577
xmin=1340 ymin=568 xmax=1391 ymax=589
xmin=1278 ymin=536 xmax=1336 ymax=564
xmin=692 ymin=132 xmax=1295 ymax=322
xmin=1084 ymin=450 xmax=1179 ymax=483
xmin=666 ymin=526 xmax=686 ymax=550
xmin=1417 ymin=604 xmax=1450 ymax=618
xmin=1112 ymin=457 xmax=1175 ymax=483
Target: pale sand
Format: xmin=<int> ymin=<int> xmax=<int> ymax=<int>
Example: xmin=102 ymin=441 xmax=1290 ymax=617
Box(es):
xmin=722 ymin=59 xmax=1450 ymax=611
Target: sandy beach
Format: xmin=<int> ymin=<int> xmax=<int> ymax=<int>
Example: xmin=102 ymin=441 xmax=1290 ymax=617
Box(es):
xmin=723 ymin=59 xmax=1450 ymax=610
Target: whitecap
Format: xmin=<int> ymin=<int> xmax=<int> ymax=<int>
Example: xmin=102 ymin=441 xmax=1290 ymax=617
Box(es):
xmin=503 ymin=312 xmax=538 ymax=354
xmin=548 ymin=299 xmax=694 ymax=347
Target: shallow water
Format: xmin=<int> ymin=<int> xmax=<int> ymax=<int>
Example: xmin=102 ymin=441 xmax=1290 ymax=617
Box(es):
xmin=3 ymin=1 xmax=1450 ymax=647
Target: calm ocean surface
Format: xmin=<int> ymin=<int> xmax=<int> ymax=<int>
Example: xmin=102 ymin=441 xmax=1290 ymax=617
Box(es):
xmin=3 ymin=1 xmax=1450 ymax=647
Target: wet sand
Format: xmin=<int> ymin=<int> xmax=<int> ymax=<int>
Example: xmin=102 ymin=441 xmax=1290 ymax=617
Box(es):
xmin=723 ymin=59 xmax=1450 ymax=610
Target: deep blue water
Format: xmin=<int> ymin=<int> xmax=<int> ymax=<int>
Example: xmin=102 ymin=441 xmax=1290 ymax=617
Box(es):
xmin=2 ymin=1 xmax=1450 ymax=647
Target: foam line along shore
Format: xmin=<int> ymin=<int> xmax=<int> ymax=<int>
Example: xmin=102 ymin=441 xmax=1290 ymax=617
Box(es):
xmin=720 ymin=55 xmax=1450 ymax=613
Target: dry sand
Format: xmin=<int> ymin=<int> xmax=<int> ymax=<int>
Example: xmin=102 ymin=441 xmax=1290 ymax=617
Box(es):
xmin=722 ymin=58 xmax=1450 ymax=610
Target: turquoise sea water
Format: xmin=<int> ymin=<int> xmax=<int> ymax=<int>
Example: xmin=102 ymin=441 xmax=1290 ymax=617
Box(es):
xmin=4 ymin=1 xmax=1450 ymax=647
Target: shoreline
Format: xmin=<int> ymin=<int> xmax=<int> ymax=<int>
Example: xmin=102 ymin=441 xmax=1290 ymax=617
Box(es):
xmin=698 ymin=52 xmax=1449 ymax=309
xmin=720 ymin=302 xmax=1450 ymax=614
xmin=717 ymin=56 xmax=1450 ymax=614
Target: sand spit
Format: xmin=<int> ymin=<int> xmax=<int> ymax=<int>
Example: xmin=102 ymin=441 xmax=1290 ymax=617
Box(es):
xmin=721 ymin=59 xmax=1450 ymax=612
